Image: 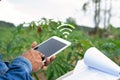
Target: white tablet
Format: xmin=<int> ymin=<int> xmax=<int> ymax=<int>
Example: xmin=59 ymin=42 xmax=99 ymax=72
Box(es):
xmin=34 ymin=36 xmax=71 ymax=61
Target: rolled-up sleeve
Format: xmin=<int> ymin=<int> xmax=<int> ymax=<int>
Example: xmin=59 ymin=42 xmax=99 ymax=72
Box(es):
xmin=0 ymin=56 xmax=33 ymax=80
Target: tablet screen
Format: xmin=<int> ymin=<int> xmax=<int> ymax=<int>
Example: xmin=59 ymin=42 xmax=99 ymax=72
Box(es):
xmin=34 ymin=38 xmax=67 ymax=57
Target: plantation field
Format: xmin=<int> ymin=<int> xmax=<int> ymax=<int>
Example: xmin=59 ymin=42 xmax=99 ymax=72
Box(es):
xmin=0 ymin=20 xmax=120 ymax=80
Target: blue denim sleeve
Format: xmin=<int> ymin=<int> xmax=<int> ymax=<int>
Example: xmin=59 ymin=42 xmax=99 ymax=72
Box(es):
xmin=0 ymin=56 xmax=33 ymax=80
xmin=0 ymin=55 xmax=9 ymax=75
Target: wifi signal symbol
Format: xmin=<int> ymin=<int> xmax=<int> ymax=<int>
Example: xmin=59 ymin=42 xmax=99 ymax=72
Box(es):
xmin=57 ymin=24 xmax=75 ymax=38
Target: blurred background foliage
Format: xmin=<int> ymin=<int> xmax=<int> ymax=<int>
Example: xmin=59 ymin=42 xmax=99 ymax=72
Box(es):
xmin=0 ymin=17 xmax=120 ymax=80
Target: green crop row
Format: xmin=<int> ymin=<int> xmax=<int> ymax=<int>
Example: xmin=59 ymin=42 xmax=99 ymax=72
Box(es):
xmin=0 ymin=18 xmax=120 ymax=80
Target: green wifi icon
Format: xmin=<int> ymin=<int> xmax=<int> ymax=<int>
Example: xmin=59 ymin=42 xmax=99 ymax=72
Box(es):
xmin=57 ymin=24 xmax=75 ymax=38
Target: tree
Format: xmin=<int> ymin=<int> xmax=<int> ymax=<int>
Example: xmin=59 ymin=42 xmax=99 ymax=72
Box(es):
xmin=0 ymin=21 xmax=15 ymax=27
xmin=93 ymin=0 xmax=101 ymax=33
xmin=82 ymin=0 xmax=113 ymax=34
xmin=82 ymin=0 xmax=101 ymax=34
xmin=103 ymin=0 xmax=112 ymax=30
xmin=65 ymin=17 xmax=77 ymax=27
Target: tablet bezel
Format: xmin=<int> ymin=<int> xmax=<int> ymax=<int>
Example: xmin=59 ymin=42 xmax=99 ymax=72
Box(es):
xmin=34 ymin=36 xmax=71 ymax=61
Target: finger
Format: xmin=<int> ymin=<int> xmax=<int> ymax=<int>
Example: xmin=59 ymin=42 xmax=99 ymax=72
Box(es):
xmin=31 ymin=41 xmax=37 ymax=48
xmin=44 ymin=57 xmax=50 ymax=66
xmin=38 ymin=52 xmax=45 ymax=58
xmin=33 ymin=50 xmax=44 ymax=59
xmin=32 ymin=60 xmax=44 ymax=72
xmin=50 ymin=56 xmax=56 ymax=62
xmin=36 ymin=51 xmax=45 ymax=61
xmin=37 ymin=60 xmax=44 ymax=70
xmin=29 ymin=48 xmax=43 ymax=59
xmin=31 ymin=47 xmax=44 ymax=57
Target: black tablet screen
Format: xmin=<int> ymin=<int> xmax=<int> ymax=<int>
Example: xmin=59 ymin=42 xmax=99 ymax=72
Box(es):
xmin=34 ymin=38 xmax=67 ymax=57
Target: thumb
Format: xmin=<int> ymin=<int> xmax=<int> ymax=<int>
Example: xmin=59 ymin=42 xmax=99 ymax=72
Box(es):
xmin=31 ymin=41 xmax=37 ymax=48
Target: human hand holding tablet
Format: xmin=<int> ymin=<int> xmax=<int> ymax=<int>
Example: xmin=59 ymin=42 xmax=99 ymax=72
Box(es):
xmin=34 ymin=36 xmax=71 ymax=62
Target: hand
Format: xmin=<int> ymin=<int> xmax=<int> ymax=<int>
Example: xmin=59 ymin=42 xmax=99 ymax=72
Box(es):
xmin=22 ymin=41 xmax=55 ymax=72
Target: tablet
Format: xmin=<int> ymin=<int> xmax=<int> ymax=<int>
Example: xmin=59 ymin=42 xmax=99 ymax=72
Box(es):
xmin=34 ymin=36 xmax=71 ymax=61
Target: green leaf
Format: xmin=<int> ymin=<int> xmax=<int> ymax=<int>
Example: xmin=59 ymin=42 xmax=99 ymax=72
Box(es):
xmin=67 ymin=52 xmax=72 ymax=61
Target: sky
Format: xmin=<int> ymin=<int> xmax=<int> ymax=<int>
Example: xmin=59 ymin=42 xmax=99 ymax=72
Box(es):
xmin=0 ymin=0 xmax=120 ymax=28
